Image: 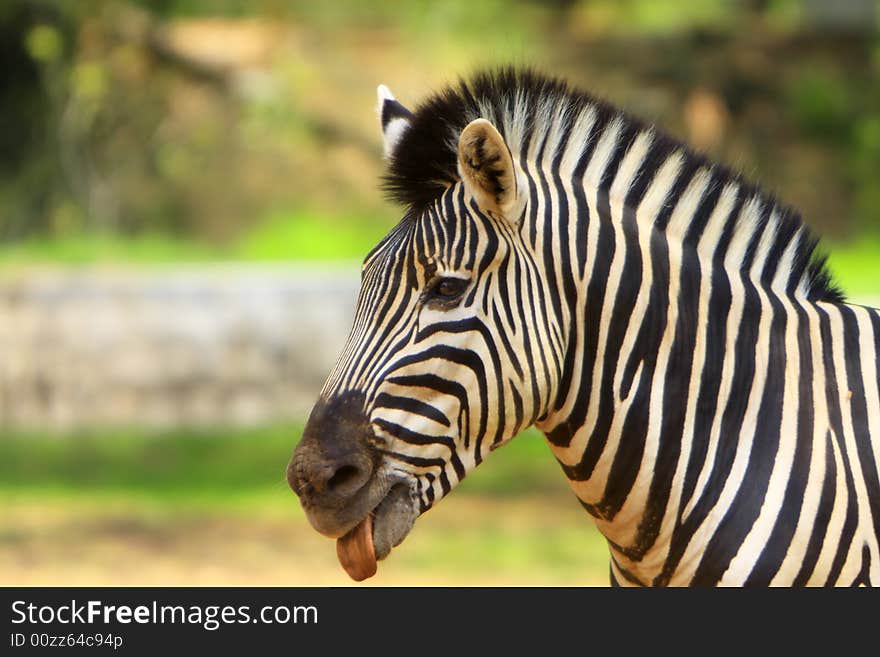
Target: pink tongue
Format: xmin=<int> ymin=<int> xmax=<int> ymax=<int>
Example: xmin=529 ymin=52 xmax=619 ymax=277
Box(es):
xmin=336 ymin=514 xmax=377 ymax=581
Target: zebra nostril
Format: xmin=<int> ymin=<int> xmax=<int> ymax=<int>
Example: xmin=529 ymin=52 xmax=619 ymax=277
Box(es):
xmin=328 ymin=464 xmax=359 ymax=490
xmin=326 ymin=463 xmax=367 ymax=496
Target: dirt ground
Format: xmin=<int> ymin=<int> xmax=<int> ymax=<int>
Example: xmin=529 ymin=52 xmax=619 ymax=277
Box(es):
xmin=0 ymin=493 xmax=610 ymax=587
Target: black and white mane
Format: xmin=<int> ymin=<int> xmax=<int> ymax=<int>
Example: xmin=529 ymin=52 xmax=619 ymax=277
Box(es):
xmin=382 ymin=67 xmax=844 ymax=304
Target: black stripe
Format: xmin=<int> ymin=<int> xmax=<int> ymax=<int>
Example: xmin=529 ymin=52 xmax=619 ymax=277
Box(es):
xmin=439 ymin=469 xmax=451 ymax=496
xmin=480 ymin=272 xmax=494 ymax=316
xmin=815 ymin=305 xmax=859 ymax=586
xmin=600 ymin=229 xmax=671 ymax=525
xmin=350 ymin=249 xmax=419 ymax=385
xmin=450 ymin=452 xmax=466 ymax=483
xmin=414 ymin=317 xmax=507 ymax=458
xmin=698 ymin=274 xmax=785 ymax=586
xmin=546 ymin=124 xmax=624 ymax=452
xmin=509 ymin=380 xmax=524 ymax=436
xmin=491 ymin=304 xmax=525 ymax=380
xmin=683 ymin=203 xmax=761 ymax=534
xmin=520 ymin=235 xmax=557 ymax=421
xmin=382 ymin=451 xmax=446 ymax=470
xmin=744 ymin=301 xmax=814 ymax=585
xmin=628 ymin=192 xmax=703 ymax=560
xmin=373 ymin=392 xmax=451 ymax=427
xmin=373 ymin=418 xmax=455 ymax=452
xmin=536 ymin=124 xmax=566 ymax=345
xmin=523 ymin=148 xmax=540 ymax=250
xmin=677 ymin=190 xmax=740 ymax=513
xmin=851 ymin=544 xmax=872 ymax=587
xmin=495 ymin=249 xmax=517 ymax=330
xmin=840 ymin=306 xmax=880 ymax=548
xmin=385 ymin=374 xmax=470 ymax=421
xmin=688 ymin=204 xmax=774 ymax=586
xmin=569 ymin=112 xmax=605 ymax=278
xmin=389 ymin=345 xmax=489 ymax=459
xmin=682 ymin=171 xmax=721 ymax=246
xmin=511 ymin=250 xmax=542 ymax=423
xmin=792 ymin=431 xmax=837 ymax=586
xmin=611 ymin=558 xmax=646 ymax=586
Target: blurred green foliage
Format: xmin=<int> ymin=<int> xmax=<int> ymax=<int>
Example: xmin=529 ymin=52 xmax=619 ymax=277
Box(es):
xmin=1 ymin=0 xmax=878 ymax=278
xmin=825 ymin=236 xmax=880 ymax=299
xmin=237 ymin=208 xmax=392 ymax=261
xmin=0 ymin=209 xmax=390 ymax=264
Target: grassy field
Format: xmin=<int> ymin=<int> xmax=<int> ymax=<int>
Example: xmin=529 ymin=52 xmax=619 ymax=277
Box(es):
xmin=0 ymin=426 xmax=610 ymax=586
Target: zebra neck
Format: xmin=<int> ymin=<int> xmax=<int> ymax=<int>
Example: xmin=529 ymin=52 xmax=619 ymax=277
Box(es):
xmin=536 ymin=153 xmax=787 ymax=438
xmin=531 ymin=158 xmax=826 ymax=581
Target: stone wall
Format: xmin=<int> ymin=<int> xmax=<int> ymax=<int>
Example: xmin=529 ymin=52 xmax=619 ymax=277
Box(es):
xmin=0 ymin=265 xmax=359 ymax=430
xmin=1 ymin=266 xmax=877 ymax=432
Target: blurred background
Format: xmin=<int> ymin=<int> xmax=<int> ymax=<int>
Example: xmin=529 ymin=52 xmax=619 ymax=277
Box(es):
xmin=2 ymin=0 xmax=879 ymax=586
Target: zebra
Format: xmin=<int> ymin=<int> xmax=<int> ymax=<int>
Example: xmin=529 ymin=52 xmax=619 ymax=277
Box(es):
xmin=287 ymin=68 xmax=880 ymax=586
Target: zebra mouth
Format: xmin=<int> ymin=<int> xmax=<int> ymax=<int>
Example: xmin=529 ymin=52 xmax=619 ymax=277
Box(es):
xmin=336 ymin=482 xmax=417 ymax=581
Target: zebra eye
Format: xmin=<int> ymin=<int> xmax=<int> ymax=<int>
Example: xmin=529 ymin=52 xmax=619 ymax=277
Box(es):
xmin=428 ymin=277 xmax=468 ymax=302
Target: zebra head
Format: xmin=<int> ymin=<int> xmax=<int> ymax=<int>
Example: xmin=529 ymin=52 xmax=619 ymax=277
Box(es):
xmin=288 ymin=79 xmax=563 ymax=579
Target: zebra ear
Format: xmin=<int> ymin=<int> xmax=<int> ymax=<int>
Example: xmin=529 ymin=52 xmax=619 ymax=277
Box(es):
xmin=457 ymin=118 xmax=522 ymax=224
xmin=377 ymin=84 xmax=412 ymax=160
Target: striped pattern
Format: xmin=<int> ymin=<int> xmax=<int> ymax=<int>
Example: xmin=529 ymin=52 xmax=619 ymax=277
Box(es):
xmin=322 ymin=69 xmax=880 ymax=586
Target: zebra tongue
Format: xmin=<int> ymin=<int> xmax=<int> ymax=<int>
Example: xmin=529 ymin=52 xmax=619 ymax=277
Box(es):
xmin=336 ymin=514 xmax=377 ymax=581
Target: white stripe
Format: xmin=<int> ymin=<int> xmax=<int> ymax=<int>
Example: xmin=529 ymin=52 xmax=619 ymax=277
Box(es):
xmin=543 ymin=117 xmax=624 ymax=464
xmin=582 ymin=118 xmax=624 ymax=195
xmin=825 ymin=303 xmax=878 ymax=580
xmin=806 ymin=425 xmax=849 ymax=585
xmin=550 ymin=136 xmax=669 ymax=474
xmin=559 ymin=106 xmax=598 ymax=175
xmin=543 ymin=107 xmax=599 ymax=427
xmin=619 ymin=168 xmax=712 ymax=574
xmin=714 ymin=207 xmax=779 ymax=584
xmin=855 ymin=306 xmax=880 ymax=499
xmin=677 ymin=199 xmax=770 ymax=578
xmin=723 ymin=213 xmax=801 ymax=582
